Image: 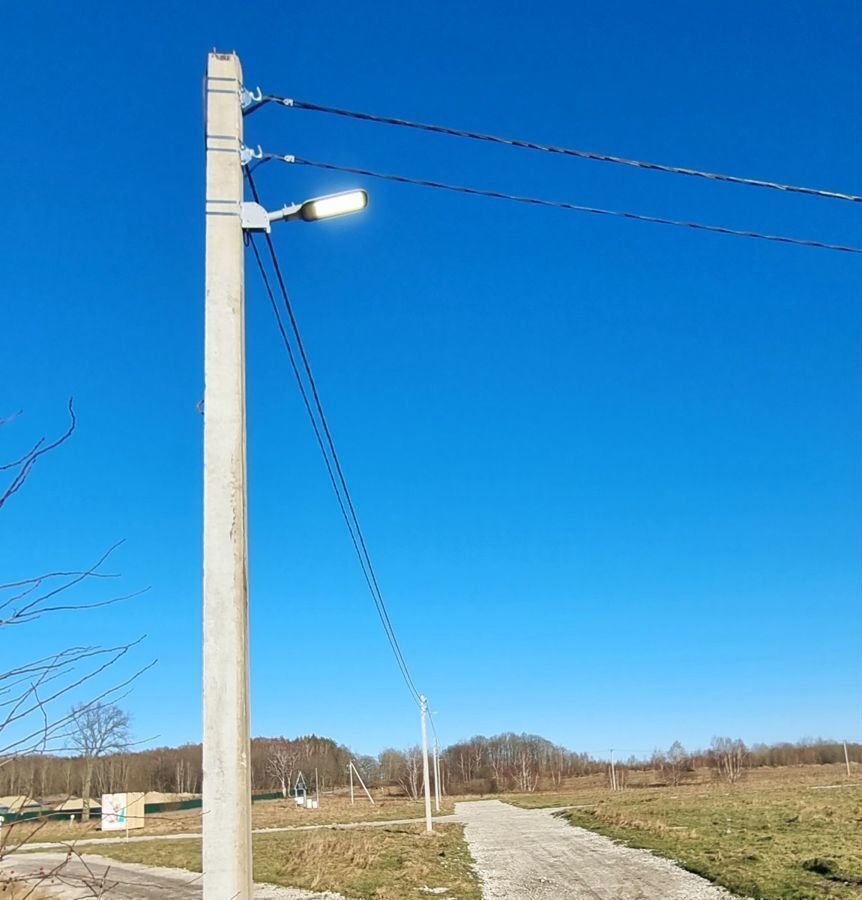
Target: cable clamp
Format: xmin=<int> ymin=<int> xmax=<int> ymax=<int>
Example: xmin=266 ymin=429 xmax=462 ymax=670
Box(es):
xmin=240 ymin=85 xmax=263 ymax=110
xmin=239 ymin=144 xmax=263 ymax=167
xmin=283 ymin=154 xmax=296 ymax=164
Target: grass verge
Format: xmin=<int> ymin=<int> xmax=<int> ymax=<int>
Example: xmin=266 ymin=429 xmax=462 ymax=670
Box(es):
xmin=8 ymin=795 xmax=455 ymax=846
xmin=90 ymin=823 xmax=480 ymax=900
xmin=507 ymin=766 xmax=861 ymax=899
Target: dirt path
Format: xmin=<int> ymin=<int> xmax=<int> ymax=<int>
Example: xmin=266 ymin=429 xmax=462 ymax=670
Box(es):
xmin=456 ymin=800 xmax=738 ymax=900
xmin=1 ymin=852 xmax=343 ymax=899
xmin=16 ymin=814 xmax=459 ymax=853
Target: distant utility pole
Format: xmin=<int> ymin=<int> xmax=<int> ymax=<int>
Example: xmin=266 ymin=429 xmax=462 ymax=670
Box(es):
xmin=433 ymin=737 xmax=441 ymax=812
xmin=202 ymin=50 xmax=252 ymax=900
xmin=349 ymin=760 xmax=375 ymax=804
xmin=348 ymin=762 xmax=354 ymax=805
xmin=844 ymin=741 xmax=851 ymax=778
xmin=609 ymin=749 xmax=617 ymax=792
xmin=420 ymin=696 xmax=433 ymax=833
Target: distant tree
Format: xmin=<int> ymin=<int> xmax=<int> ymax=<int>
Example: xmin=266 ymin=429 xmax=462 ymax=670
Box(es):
xmin=710 ymin=736 xmax=746 ymax=784
xmin=0 ymin=401 xmax=150 ymax=900
xmin=398 ymin=747 xmax=422 ymax=799
xmin=68 ymin=702 xmax=131 ymax=820
xmin=266 ymin=741 xmax=300 ymax=797
xmin=354 ymin=755 xmax=380 ymax=787
xmin=666 ymin=741 xmax=689 ymax=786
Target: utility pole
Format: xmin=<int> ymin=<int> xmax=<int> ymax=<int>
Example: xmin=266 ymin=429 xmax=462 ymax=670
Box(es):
xmin=433 ymin=737 xmax=441 ymax=812
xmin=844 ymin=741 xmax=851 ymax=778
xmin=419 ymin=696 xmax=433 ymax=833
xmin=349 ymin=761 xmax=375 ymax=804
xmin=349 ymin=762 xmax=354 ymax=805
xmin=609 ymin=749 xmax=617 ymax=792
xmin=202 ymin=51 xmax=252 ymax=900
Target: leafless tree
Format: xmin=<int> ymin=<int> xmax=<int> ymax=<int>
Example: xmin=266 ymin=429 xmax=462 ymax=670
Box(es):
xmin=710 ymin=736 xmax=747 ymax=784
xmin=67 ymin=703 xmax=131 ymax=821
xmin=666 ymin=740 xmax=689 ymax=786
xmin=514 ymin=748 xmax=539 ymax=793
xmin=0 ymin=401 xmax=153 ymax=892
xmin=266 ymin=742 xmax=300 ymax=798
xmin=393 ymin=746 xmax=422 ymax=799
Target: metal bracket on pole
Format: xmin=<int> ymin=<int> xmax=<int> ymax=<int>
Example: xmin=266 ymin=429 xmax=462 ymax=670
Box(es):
xmin=240 ymin=86 xmax=263 ymax=110
xmin=239 ymin=144 xmax=263 ymax=167
xmin=240 ymin=202 xmax=271 ymax=233
xmin=241 ymin=200 xmax=303 ymax=232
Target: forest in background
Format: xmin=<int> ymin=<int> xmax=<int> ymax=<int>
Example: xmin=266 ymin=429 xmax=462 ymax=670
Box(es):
xmin=1 ymin=732 xmax=857 ymax=802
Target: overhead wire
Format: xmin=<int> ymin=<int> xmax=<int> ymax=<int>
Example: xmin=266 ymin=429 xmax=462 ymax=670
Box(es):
xmin=256 ymin=94 xmax=862 ymax=204
xmin=261 ymin=153 xmax=862 ymax=255
xmin=245 ymin=167 xmax=423 ymax=707
xmin=242 ymin=90 xmax=859 ymax=721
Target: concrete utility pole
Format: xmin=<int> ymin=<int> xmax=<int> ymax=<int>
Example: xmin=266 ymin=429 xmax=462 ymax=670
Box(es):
xmin=419 ymin=696 xmax=433 ymax=833
xmin=609 ymin=749 xmax=617 ymax=792
xmin=433 ymin=737 xmax=441 ymax=812
xmin=844 ymin=741 xmax=852 ymax=778
xmin=349 ymin=762 xmax=354 ymax=805
xmin=202 ymin=51 xmax=252 ymax=900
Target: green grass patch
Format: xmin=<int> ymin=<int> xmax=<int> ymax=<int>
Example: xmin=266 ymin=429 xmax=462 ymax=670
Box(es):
xmin=91 ymin=823 xmax=480 ymax=900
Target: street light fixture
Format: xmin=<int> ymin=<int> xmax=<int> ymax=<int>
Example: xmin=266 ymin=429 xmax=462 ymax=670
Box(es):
xmin=242 ymin=189 xmax=368 ymax=233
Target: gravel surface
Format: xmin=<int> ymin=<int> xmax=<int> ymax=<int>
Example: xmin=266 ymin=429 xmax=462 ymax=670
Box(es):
xmin=1 ymin=852 xmax=344 ymax=899
xmin=456 ymin=800 xmax=741 ymax=900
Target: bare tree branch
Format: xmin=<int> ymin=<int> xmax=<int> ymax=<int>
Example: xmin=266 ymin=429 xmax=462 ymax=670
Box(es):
xmin=0 ymin=398 xmax=76 ymax=509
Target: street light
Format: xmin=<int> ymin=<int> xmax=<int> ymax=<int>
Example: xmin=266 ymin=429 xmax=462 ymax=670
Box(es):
xmin=241 ymin=190 xmax=368 ymax=233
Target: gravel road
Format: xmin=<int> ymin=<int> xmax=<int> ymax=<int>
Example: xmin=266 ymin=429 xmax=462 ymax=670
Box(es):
xmin=456 ymin=800 xmax=739 ymax=900
xmin=0 ymin=852 xmax=344 ymax=900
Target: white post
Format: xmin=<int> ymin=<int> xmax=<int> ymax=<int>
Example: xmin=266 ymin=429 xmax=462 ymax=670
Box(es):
xmin=349 ymin=762 xmax=354 ymax=805
xmin=433 ymin=738 xmax=441 ymax=812
xmin=420 ymin=696 xmax=433 ymax=833
xmin=844 ymin=741 xmax=851 ymax=777
xmin=202 ymin=50 xmax=252 ymax=900
xmin=609 ymin=749 xmax=617 ymax=792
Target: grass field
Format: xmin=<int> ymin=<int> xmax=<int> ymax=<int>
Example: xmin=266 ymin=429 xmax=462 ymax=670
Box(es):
xmin=6 ymin=793 xmax=455 ymax=846
xmin=507 ymin=763 xmax=862 ymax=899
xmin=91 ymin=823 xmax=480 ymax=900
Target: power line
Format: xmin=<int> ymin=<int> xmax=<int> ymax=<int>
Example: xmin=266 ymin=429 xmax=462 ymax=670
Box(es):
xmin=261 ymin=153 xmax=862 ymax=255
xmin=257 ymin=94 xmax=862 ymax=205
xmin=245 ymin=169 xmax=422 ymax=707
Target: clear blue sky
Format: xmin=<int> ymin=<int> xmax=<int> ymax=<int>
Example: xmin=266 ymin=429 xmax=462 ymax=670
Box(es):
xmin=2 ymin=1 xmax=859 ymax=758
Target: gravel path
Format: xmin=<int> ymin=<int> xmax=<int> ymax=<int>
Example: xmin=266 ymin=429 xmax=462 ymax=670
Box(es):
xmin=1 ymin=852 xmax=344 ymax=899
xmin=456 ymin=800 xmax=739 ymax=900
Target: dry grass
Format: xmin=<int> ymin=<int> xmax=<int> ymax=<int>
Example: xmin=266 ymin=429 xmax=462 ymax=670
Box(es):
xmin=91 ymin=823 xmax=480 ymax=900
xmin=507 ymin=763 xmax=862 ymax=899
xmin=7 ymin=792 xmax=455 ymax=847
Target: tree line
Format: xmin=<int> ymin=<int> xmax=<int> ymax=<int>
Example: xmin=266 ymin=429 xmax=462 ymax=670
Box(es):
xmin=2 ymin=728 xmax=857 ymax=801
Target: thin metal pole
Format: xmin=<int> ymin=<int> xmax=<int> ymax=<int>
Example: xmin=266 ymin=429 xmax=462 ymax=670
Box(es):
xmin=202 ymin=50 xmax=252 ymax=900
xmin=420 ymin=696 xmax=433 ymax=833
